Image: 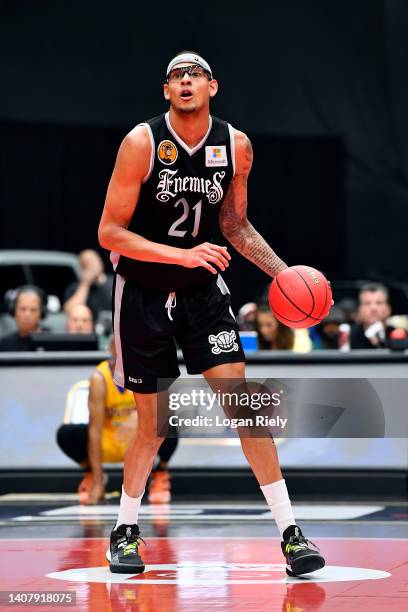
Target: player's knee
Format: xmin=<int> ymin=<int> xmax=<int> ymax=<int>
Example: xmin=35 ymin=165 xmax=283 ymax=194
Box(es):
xmin=124 ymin=432 xmax=163 ymax=462
xmin=56 ymin=424 xmax=70 ymax=452
xmin=232 ymin=363 xmax=245 ymax=377
xmin=136 ymin=421 xmax=164 ymax=448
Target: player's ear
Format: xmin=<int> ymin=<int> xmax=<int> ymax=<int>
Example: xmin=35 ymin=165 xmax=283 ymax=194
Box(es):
xmin=209 ymin=79 xmax=218 ymax=98
xmin=163 ymin=83 xmax=170 ymax=101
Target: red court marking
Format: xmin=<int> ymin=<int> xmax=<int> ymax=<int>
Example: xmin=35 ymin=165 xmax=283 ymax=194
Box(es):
xmin=0 ymin=538 xmax=407 ymax=611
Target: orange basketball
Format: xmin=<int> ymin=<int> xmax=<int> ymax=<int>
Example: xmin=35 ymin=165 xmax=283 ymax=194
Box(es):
xmin=269 ymin=265 xmax=332 ymax=328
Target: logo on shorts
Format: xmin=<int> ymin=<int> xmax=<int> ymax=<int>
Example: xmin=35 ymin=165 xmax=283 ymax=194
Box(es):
xmin=129 ymin=376 xmax=143 ymax=383
xmin=158 ymin=140 xmax=178 ymax=165
xmin=208 ymin=330 xmax=239 ymax=354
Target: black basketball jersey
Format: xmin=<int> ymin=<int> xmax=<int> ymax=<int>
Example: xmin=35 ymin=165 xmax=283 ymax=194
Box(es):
xmin=113 ymin=112 xmax=235 ymax=291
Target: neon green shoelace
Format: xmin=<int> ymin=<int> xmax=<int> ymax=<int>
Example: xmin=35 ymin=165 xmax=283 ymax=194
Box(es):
xmin=285 ymin=535 xmax=319 ymax=554
xmin=285 ymin=543 xmax=307 ymax=553
xmin=123 ymin=541 xmax=139 ymax=556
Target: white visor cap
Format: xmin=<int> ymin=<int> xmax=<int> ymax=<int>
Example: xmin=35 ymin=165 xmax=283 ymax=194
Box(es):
xmin=166 ymin=53 xmax=213 ymax=79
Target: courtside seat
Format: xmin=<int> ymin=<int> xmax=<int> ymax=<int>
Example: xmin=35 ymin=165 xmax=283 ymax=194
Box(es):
xmin=63 ymin=380 xmax=90 ymax=424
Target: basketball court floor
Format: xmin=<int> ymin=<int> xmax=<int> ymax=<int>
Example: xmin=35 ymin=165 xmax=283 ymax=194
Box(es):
xmin=0 ymin=495 xmax=407 ymax=611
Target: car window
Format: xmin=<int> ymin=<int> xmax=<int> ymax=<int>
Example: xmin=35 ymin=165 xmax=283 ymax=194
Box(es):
xmin=30 ymin=265 xmax=78 ymax=302
xmin=0 ymin=265 xmax=27 ymax=312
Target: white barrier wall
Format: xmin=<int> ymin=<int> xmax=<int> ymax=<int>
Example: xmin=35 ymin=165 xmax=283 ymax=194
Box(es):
xmin=1 ymin=356 xmax=407 ymax=469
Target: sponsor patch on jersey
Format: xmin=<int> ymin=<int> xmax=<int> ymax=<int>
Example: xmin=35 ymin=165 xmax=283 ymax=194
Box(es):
xmin=158 ymin=140 xmax=178 ymax=165
xmin=205 ymin=145 xmax=228 ymax=167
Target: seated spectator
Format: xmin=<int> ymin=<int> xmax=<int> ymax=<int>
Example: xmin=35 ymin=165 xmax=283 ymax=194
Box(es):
xmin=255 ymin=303 xmax=311 ymax=352
xmin=337 ymin=297 xmax=358 ymax=324
xmin=63 ymin=249 xmax=113 ymax=320
xmin=312 ymin=306 xmax=346 ymax=350
xmin=0 ymin=286 xmax=46 ymax=351
xmin=350 ymin=283 xmax=394 ymax=349
xmin=237 ymin=302 xmax=257 ymax=331
xmin=56 ymin=338 xmax=178 ymax=504
xmin=66 ymin=304 xmax=94 ymax=334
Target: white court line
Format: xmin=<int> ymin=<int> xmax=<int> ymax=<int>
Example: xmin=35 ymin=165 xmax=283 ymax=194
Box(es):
xmin=6 ymin=518 xmax=407 ymax=527
xmin=38 ymin=503 xmax=384 ymax=520
xmin=14 ymin=515 xmax=270 ymax=522
xmin=42 ymin=507 xmax=204 ymax=516
xmin=0 ymin=493 xmax=119 ymax=501
xmin=0 ymin=493 xmax=399 ymax=505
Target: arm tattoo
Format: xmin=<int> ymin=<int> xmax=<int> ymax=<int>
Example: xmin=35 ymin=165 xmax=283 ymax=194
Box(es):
xmin=219 ymin=136 xmax=287 ymax=278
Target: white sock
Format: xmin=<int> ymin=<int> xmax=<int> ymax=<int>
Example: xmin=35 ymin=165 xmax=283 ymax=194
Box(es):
xmin=260 ymin=478 xmax=295 ymax=538
xmin=114 ymin=486 xmax=144 ymax=530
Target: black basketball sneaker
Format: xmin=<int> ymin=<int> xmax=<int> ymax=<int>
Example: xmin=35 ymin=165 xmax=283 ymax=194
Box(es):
xmin=107 ymin=524 xmax=145 ymax=574
xmin=281 ymin=525 xmax=325 ymax=577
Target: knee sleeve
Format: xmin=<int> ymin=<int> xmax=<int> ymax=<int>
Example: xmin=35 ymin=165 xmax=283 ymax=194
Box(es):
xmin=56 ymin=423 xmax=89 ymax=464
xmin=158 ymin=425 xmax=179 ymax=463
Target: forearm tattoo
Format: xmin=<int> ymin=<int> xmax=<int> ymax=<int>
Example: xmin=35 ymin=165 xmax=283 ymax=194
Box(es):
xmin=220 ymin=136 xmax=288 ymax=278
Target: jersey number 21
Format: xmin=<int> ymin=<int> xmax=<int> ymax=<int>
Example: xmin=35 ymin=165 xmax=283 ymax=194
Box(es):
xmin=168 ymin=198 xmax=202 ymax=238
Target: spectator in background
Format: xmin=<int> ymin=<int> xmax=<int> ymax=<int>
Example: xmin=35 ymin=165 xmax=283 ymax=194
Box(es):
xmin=256 ymin=303 xmax=293 ymax=350
xmin=66 ymin=304 xmax=94 ymax=334
xmin=0 ymin=286 xmax=46 ymax=351
xmin=57 ymin=336 xmax=137 ymax=504
xmin=237 ymin=302 xmax=257 ymax=331
xmin=350 ymin=283 xmax=394 ymax=349
xmin=57 ymin=337 xmax=178 ymax=504
xmin=337 ymin=297 xmax=358 ymax=325
xmin=63 ymin=249 xmax=113 ymax=320
xmin=312 ymin=306 xmax=346 ymax=350
xmin=255 ymin=302 xmax=312 ymax=352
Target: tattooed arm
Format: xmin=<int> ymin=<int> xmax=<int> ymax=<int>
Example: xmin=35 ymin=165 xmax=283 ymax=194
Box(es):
xmin=219 ymin=130 xmax=287 ymax=278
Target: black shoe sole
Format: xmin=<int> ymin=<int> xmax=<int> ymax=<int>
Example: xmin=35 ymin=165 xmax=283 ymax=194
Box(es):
xmin=109 ymin=562 xmax=145 ymax=574
xmin=286 ymin=554 xmax=325 ymax=577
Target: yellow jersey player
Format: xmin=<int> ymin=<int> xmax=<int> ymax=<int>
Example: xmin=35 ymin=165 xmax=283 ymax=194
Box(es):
xmin=57 ymin=337 xmax=178 ymax=504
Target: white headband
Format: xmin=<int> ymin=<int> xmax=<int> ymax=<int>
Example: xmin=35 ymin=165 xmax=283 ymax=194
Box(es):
xmin=166 ymin=53 xmax=213 ymax=78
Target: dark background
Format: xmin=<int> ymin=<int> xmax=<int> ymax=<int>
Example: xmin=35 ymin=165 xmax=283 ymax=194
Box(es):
xmin=1 ymin=0 xmax=407 ymax=308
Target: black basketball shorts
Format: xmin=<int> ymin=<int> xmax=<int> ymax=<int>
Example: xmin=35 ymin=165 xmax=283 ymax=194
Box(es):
xmin=112 ymin=274 xmax=245 ymax=393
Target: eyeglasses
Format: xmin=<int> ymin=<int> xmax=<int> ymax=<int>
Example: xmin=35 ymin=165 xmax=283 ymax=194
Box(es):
xmin=167 ymin=65 xmax=211 ymax=82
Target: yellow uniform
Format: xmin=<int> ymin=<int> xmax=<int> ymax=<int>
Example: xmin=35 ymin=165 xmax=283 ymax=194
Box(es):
xmin=96 ymin=360 xmax=136 ymax=463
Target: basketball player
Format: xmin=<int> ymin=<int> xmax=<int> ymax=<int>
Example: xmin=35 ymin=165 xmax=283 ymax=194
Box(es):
xmin=98 ymin=51 xmax=325 ymax=577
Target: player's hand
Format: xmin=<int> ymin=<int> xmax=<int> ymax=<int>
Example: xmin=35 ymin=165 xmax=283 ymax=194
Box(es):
xmin=327 ymin=281 xmax=334 ymax=314
xmin=81 ymin=266 xmax=100 ymax=285
xmin=78 ymin=473 xmax=91 ymax=494
xmin=182 ymin=243 xmax=231 ymax=274
xmin=88 ymin=480 xmax=105 ymax=505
